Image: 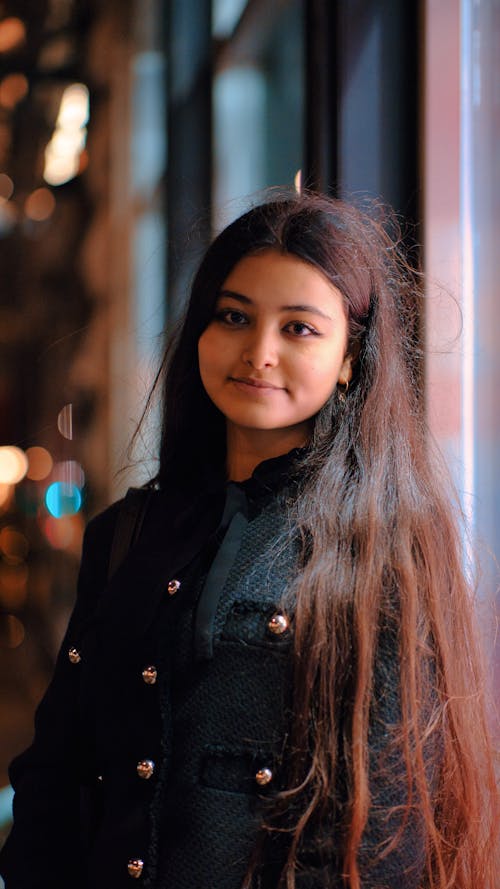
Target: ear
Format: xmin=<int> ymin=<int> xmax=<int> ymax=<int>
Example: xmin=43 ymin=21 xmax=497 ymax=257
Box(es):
xmin=338 ymin=351 xmax=354 ymax=386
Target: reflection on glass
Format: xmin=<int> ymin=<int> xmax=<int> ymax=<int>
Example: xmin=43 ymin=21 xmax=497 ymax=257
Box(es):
xmin=52 ymin=460 xmax=85 ymax=489
xmin=57 ymin=404 xmax=73 ymax=440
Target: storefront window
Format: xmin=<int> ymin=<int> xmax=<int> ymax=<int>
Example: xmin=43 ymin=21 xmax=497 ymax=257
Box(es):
xmin=425 ymin=0 xmax=499 ymax=679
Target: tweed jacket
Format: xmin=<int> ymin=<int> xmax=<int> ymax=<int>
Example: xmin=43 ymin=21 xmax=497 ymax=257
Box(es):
xmin=0 ymin=460 xmax=427 ymax=889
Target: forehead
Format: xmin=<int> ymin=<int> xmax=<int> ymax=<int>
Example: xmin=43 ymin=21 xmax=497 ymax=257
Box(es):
xmin=220 ymin=249 xmax=346 ymax=309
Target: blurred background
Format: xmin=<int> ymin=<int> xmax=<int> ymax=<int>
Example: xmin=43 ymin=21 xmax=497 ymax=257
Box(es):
xmin=0 ymin=0 xmax=498 ymax=850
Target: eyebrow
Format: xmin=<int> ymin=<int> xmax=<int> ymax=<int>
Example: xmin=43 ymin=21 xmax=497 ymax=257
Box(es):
xmin=217 ymin=289 xmax=334 ymax=321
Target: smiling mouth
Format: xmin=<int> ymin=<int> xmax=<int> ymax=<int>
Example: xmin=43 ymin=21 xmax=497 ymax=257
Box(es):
xmin=229 ymin=376 xmax=284 ymax=391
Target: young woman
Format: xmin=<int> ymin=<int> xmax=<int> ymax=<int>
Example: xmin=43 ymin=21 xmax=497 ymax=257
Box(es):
xmin=0 ymin=193 xmax=497 ymax=889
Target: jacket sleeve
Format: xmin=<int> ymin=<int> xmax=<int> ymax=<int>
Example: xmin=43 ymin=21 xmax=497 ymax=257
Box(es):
xmin=0 ymin=503 xmax=120 ymax=889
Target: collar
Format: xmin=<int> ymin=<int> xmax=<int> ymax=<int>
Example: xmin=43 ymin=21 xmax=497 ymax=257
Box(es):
xmin=229 ymin=446 xmax=308 ymax=517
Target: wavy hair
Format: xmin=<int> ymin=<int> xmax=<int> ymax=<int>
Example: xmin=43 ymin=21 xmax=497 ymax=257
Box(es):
xmin=153 ymin=192 xmax=498 ymax=888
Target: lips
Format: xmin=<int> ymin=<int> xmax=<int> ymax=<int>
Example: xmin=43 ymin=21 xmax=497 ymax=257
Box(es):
xmin=229 ymin=376 xmax=284 ymax=391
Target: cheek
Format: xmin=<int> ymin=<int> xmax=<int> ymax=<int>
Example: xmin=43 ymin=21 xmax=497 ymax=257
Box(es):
xmin=198 ymin=330 xmax=227 ymax=397
xmin=298 ymin=350 xmax=344 ymax=387
xmin=198 ymin=331 xmax=213 ymax=373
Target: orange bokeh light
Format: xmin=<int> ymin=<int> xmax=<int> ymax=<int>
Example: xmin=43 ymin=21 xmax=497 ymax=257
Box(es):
xmin=0 ymin=563 xmax=28 ymax=609
xmin=0 ymin=72 xmax=28 ymax=108
xmin=43 ymin=513 xmax=84 ymax=554
xmin=0 ymin=613 xmax=25 ymax=648
xmin=0 ymin=18 xmax=26 ymax=54
xmin=0 ymin=526 xmax=29 ymax=564
xmin=26 ymin=446 xmax=53 ymax=481
xmin=0 ymin=172 xmax=14 ymax=202
xmin=25 ymin=188 xmax=56 ymax=222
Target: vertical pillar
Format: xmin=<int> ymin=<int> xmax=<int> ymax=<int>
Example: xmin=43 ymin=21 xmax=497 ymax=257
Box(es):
xmin=166 ymin=0 xmax=212 ymax=317
xmin=304 ymin=0 xmax=339 ymax=194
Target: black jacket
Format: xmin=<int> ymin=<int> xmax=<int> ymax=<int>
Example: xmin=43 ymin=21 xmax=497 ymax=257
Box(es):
xmin=0 ymin=465 xmax=427 ymax=889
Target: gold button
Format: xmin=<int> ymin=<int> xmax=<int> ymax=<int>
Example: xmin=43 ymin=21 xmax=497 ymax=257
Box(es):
xmin=127 ymin=859 xmax=144 ymax=878
xmin=141 ymin=665 xmax=157 ymax=685
xmin=167 ymin=578 xmax=181 ymax=595
xmin=68 ymin=647 xmax=81 ymax=664
xmin=255 ymin=767 xmax=273 ymax=786
xmin=136 ymin=759 xmax=155 ymax=780
xmin=267 ymin=613 xmax=289 ymax=635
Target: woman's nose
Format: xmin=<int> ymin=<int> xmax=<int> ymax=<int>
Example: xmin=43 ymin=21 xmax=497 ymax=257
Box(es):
xmin=241 ymin=328 xmax=279 ymax=369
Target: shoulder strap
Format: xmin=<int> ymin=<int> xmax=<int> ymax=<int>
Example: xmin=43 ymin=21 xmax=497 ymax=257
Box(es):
xmin=107 ymin=486 xmax=154 ymax=581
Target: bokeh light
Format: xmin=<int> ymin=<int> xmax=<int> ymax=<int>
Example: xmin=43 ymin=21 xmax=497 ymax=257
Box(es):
xmin=57 ymin=403 xmax=73 ymax=439
xmin=0 ymin=483 xmax=12 ymax=509
xmin=43 ymin=83 xmax=89 ymax=187
xmin=0 ymin=199 xmax=18 ymax=235
xmin=0 ymin=72 xmax=28 ymax=109
xmin=45 ymin=481 xmax=82 ymax=518
xmin=0 ymin=18 xmax=26 ymax=54
xmin=43 ymin=513 xmax=83 ymax=551
xmin=0 ymin=614 xmax=25 ymax=649
xmin=0 ymin=447 xmax=28 ymax=484
xmin=0 ymin=172 xmax=14 ymax=202
xmin=0 ymin=563 xmax=28 ymax=609
xmin=24 ymin=187 xmax=56 ymax=222
xmin=44 ymin=151 xmax=79 ymax=187
xmin=0 ymin=527 xmax=29 ymax=565
xmin=57 ymin=83 xmax=89 ymax=128
xmin=52 ymin=460 xmax=85 ymax=489
xmin=0 ymin=123 xmax=11 ymax=157
xmin=26 ymin=446 xmax=53 ymax=481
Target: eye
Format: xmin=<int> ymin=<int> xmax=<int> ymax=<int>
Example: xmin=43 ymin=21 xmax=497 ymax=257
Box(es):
xmin=214 ymin=308 xmax=248 ymax=326
xmin=283 ymin=320 xmax=319 ymax=337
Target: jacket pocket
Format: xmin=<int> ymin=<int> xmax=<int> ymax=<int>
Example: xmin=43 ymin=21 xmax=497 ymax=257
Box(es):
xmin=221 ymin=599 xmax=293 ymax=652
xmin=200 ymin=745 xmax=279 ymax=796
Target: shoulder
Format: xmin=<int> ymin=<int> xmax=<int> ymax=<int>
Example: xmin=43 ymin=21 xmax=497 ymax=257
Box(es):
xmin=72 ymin=500 xmax=124 ymax=613
xmin=80 ymin=486 xmax=170 ymax=585
xmin=81 ymin=498 xmax=124 ymax=568
xmin=83 ymin=486 xmax=161 ymax=555
xmin=84 ymin=498 xmax=124 ymax=550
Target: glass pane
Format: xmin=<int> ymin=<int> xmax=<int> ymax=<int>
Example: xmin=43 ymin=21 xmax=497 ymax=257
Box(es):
xmin=212 ymin=0 xmax=304 ymax=230
xmin=424 ymin=0 xmax=500 ymax=686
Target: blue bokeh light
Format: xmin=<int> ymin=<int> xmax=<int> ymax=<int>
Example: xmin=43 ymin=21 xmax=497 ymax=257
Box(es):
xmin=45 ymin=482 xmax=82 ymax=518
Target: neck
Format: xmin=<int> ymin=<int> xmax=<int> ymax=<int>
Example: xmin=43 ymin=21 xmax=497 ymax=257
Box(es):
xmin=226 ymin=423 xmax=310 ymax=481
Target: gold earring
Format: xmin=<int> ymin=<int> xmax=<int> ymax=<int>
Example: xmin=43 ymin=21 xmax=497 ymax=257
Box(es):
xmin=337 ymin=379 xmax=349 ymax=403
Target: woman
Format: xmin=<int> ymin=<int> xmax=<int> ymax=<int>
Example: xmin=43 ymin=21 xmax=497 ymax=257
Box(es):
xmin=0 ymin=192 xmax=497 ymax=889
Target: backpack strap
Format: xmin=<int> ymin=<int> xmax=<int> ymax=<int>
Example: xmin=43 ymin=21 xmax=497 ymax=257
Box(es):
xmin=107 ymin=486 xmax=154 ymax=581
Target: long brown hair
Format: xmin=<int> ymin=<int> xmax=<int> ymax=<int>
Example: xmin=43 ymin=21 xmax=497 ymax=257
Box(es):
xmin=155 ymin=192 xmax=498 ymax=887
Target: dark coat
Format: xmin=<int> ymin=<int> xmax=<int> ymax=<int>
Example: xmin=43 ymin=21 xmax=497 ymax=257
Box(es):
xmin=0 ymin=477 xmax=427 ymax=889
